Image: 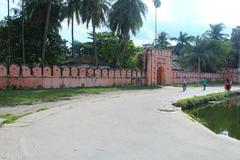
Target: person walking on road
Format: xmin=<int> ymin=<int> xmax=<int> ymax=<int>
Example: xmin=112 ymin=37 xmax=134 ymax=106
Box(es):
xmin=182 ymin=77 xmax=187 ymax=92
xmin=203 ymin=77 xmax=207 ymax=91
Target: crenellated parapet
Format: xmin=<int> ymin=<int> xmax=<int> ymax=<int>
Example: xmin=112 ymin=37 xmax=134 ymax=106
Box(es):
xmin=0 ymin=65 xmax=146 ymax=78
xmin=0 ymin=64 xmax=146 ymax=89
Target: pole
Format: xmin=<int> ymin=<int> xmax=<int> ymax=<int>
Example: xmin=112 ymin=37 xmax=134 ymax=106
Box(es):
xmin=155 ymin=7 xmax=157 ymax=45
xmin=198 ymin=56 xmax=201 ymax=86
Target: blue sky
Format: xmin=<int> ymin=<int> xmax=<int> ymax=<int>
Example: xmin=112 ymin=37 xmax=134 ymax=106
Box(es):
xmin=1 ymin=0 xmax=240 ymax=46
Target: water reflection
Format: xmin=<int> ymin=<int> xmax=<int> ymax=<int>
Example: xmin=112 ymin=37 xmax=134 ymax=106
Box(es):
xmin=187 ymin=96 xmax=240 ymax=140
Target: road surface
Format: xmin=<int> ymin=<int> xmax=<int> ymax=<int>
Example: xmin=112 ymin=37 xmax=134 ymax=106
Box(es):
xmin=0 ymin=86 xmax=240 ymax=160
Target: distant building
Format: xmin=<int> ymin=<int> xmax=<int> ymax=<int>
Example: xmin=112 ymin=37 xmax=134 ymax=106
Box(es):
xmin=172 ymin=61 xmax=184 ymax=71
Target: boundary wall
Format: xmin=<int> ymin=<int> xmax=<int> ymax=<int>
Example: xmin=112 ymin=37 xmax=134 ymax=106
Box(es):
xmin=0 ymin=64 xmax=146 ymax=89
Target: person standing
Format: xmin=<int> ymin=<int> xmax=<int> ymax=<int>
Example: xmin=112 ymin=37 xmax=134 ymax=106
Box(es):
xmin=224 ymin=79 xmax=231 ymax=91
xmin=182 ymin=77 xmax=187 ymax=92
xmin=203 ymin=77 xmax=207 ymax=91
xmin=229 ymin=76 xmax=233 ymax=90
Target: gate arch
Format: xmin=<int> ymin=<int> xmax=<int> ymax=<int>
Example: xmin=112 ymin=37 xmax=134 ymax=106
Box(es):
xmin=157 ymin=66 xmax=164 ymax=85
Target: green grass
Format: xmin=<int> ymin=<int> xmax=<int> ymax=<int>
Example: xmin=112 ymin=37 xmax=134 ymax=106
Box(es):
xmin=0 ymin=113 xmax=31 ymax=124
xmin=0 ymin=85 xmax=161 ymax=106
xmin=172 ymin=91 xmax=240 ymax=110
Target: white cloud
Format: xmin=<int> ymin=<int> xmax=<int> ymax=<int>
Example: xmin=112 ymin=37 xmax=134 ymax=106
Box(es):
xmin=194 ymin=0 xmax=240 ymax=26
xmin=143 ymin=0 xmax=173 ymax=22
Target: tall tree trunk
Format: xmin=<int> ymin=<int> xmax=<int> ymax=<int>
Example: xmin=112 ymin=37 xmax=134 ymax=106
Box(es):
xmin=92 ymin=19 xmax=98 ymax=66
xmin=155 ymin=7 xmax=157 ymax=45
xmin=71 ymin=14 xmax=74 ymax=58
xmin=22 ymin=0 xmax=25 ymax=64
xmin=7 ymin=0 xmax=11 ymax=64
xmin=198 ymin=56 xmax=201 ymax=85
xmin=238 ymin=47 xmax=240 ymax=82
xmin=42 ymin=0 xmax=52 ymax=65
xmin=120 ymin=36 xmax=128 ymax=68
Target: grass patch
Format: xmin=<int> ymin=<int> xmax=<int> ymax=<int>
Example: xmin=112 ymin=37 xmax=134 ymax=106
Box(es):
xmin=0 ymin=113 xmax=31 ymax=124
xmin=0 ymin=85 xmax=161 ymax=106
xmin=172 ymin=91 xmax=240 ymax=110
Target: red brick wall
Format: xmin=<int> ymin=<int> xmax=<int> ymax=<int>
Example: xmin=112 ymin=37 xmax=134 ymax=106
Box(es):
xmin=173 ymin=71 xmax=221 ymax=84
xmin=146 ymin=49 xmax=173 ymax=85
xmin=172 ymin=69 xmax=238 ymax=84
xmin=0 ymin=64 xmax=146 ymax=89
xmin=145 ymin=48 xmax=238 ymax=85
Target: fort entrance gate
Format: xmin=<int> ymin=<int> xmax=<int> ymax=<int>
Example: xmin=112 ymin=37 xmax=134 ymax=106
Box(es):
xmin=143 ymin=49 xmax=173 ymax=86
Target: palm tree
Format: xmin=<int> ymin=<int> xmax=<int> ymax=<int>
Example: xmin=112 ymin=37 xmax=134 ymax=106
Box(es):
xmin=62 ymin=0 xmax=81 ymax=58
xmin=186 ymin=36 xmax=208 ymax=72
xmin=41 ymin=0 xmax=52 ymax=65
xmin=81 ymin=0 xmax=110 ymax=66
xmin=153 ymin=0 xmax=161 ymax=44
xmin=25 ymin=0 xmax=64 ymax=65
xmin=155 ymin=31 xmax=170 ymax=49
xmin=21 ymin=0 xmax=26 ymax=64
xmin=205 ymin=23 xmax=228 ymax=40
xmin=7 ymin=0 xmax=15 ymax=64
xmin=171 ymin=32 xmax=194 ymax=57
xmin=109 ymin=0 xmax=147 ymax=68
xmin=9 ymin=0 xmax=25 ymax=64
xmin=231 ymin=26 xmax=240 ymax=70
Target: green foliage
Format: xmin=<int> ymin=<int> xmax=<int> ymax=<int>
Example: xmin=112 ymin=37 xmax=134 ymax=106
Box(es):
xmin=227 ymin=26 xmax=240 ymax=68
xmin=171 ymin=32 xmax=194 ymax=57
xmin=109 ymin=0 xmax=147 ymax=37
xmin=181 ymin=36 xmax=232 ymax=72
xmin=155 ymin=32 xmax=170 ymax=49
xmin=73 ymin=32 xmax=143 ymax=68
xmin=205 ymin=23 xmax=229 ymax=40
xmin=0 ymin=16 xmax=70 ymax=65
xmin=24 ymin=0 xmax=64 ymax=32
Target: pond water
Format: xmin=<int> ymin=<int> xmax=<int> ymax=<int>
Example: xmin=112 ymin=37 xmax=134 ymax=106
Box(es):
xmin=186 ymin=96 xmax=240 ymax=140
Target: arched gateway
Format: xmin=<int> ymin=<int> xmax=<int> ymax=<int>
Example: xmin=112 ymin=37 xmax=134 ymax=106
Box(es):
xmin=157 ymin=66 xmax=164 ymax=85
xmin=142 ymin=49 xmax=173 ymax=86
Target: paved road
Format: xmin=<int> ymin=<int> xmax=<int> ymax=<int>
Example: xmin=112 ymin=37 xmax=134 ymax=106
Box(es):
xmin=0 ymin=87 xmax=240 ymax=160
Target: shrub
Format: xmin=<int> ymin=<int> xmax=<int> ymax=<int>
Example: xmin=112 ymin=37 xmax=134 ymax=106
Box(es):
xmin=173 ymin=91 xmax=240 ymax=110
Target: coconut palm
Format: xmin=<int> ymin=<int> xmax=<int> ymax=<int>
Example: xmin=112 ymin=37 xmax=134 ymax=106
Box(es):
xmin=171 ymin=32 xmax=194 ymax=57
xmin=62 ymin=0 xmax=82 ymax=58
xmin=7 ymin=0 xmax=15 ymax=64
xmin=24 ymin=0 xmax=64 ymax=65
xmin=185 ymin=36 xmax=211 ymax=73
xmin=155 ymin=31 xmax=170 ymax=49
xmin=109 ymin=0 xmax=147 ymax=67
xmin=205 ymin=23 xmax=228 ymax=40
xmin=81 ymin=0 xmax=110 ymax=66
xmin=153 ymin=0 xmax=161 ymax=44
xmin=21 ymin=0 xmax=26 ymax=64
xmin=41 ymin=0 xmax=52 ymax=65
